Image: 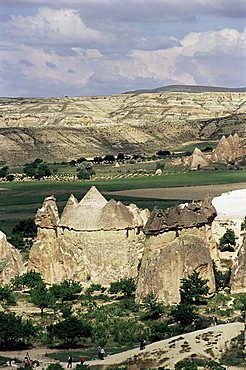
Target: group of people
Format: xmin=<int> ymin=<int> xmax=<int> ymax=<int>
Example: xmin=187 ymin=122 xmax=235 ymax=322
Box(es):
xmin=23 ymin=353 xmax=39 ymax=368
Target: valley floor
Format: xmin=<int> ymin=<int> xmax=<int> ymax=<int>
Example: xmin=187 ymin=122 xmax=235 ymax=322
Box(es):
xmin=106 ymin=182 xmax=246 ymax=201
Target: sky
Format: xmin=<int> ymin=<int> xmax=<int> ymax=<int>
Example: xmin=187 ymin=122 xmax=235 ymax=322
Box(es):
xmin=0 ymin=0 xmax=245 ymax=97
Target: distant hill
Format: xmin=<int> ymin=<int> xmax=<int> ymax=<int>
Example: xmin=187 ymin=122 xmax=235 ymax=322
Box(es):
xmin=0 ymin=91 xmax=245 ymax=165
xmin=124 ymin=85 xmax=246 ymax=94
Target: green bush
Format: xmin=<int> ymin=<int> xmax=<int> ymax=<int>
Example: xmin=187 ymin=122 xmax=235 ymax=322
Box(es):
xmin=46 ymin=364 xmax=64 ymax=370
xmin=219 ymin=229 xmax=236 ymax=252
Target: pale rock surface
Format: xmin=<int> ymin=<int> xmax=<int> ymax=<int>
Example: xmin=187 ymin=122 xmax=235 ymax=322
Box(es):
xmin=210 ymin=134 xmax=246 ymax=163
xmin=0 ymin=93 xmax=245 ymax=165
xmin=189 ymin=147 xmax=209 ymax=170
xmin=0 ymin=231 xmax=25 ymax=285
xmin=230 ymin=232 xmax=246 ymax=294
xmin=35 ymin=195 xmax=59 ymax=228
xmin=29 ymin=187 xmax=147 ymax=285
xmin=136 ymin=200 xmax=217 ymax=304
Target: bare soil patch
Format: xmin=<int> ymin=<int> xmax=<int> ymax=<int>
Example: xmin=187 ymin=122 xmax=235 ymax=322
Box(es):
xmin=106 ymin=182 xmax=246 ymax=201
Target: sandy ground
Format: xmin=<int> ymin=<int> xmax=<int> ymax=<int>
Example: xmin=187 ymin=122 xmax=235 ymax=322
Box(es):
xmin=0 ymin=323 xmax=244 ymax=369
xmin=106 ymin=182 xmax=246 ymax=201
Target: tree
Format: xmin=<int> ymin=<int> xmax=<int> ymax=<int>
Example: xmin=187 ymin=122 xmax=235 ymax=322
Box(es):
xmin=180 ymin=271 xmax=209 ymax=305
xmin=12 ymin=219 xmax=37 ymax=238
xmin=141 ymin=292 xmax=165 ymax=320
xmin=50 ymin=280 xmax=81 ymax=302
xmin=116 ymin=153 xmax=125 ymax=162
xmin=23 ymin=159 xmax=52 ymax=179
xmin=47 ymin=316 xmax=91 ymax=345
xmin=6 ymin=174 xmax=15 ymax=182
xmin=219 ymin=229 xmax=236 ymax=252
xmin=103 ymin=154 xmax=115 ymax=163
xmin=0 ymin=312 xmax=36 ymax=349
xmin=77 ymin=162 xmax=95 ymax=180
xmin=212 ymin=261 xmax=231 ymax=291
xmin=93 ymin=156 xmax=103 ymax=164
xmin=0 ymin=166 xmax=9 ymax=178
xmin=109 ymin=278 xmax=136 ymax=298
xmin=0 ymin=287 xmax=16 ymax=306
xmin=171 ymin=303 xmax=198 ymax=332
xmin=12 ymin=271 xmax=43 ymax=290
xmin=29 ymin=283 xmax=56 ymax=316
xmin=156 ymin=150 xmax=171 ymax=157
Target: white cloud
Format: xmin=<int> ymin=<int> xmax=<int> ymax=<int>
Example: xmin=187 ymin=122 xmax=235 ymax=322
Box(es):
xmin=0 ymin=26 xmax=245 ymax=97
xmin=0 ymin=8 xmax=111 ymax=47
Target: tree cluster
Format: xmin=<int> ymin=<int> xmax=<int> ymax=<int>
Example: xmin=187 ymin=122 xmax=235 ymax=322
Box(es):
xmin=23 ymin=158 xmax=53 ymax=179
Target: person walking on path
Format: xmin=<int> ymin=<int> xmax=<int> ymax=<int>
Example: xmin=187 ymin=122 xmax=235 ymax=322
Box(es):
xmin=67 ymin=355 xmax=73 ymax=368
xmin=140 ymin=338 xmax=146 ymax=350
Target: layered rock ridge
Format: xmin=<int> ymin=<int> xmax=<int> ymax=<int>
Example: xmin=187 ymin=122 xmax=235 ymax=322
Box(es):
xmin=28 ymin=186 xmax=149 ymax=285
xmin=0 ymin=92 xmax=245 ymax=165
xmin=135 ymin=199 xmax=217 ymax=305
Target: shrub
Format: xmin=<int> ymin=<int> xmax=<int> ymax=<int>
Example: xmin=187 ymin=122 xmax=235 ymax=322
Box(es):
xmin=46 ymin=364 xmax=64 ymax=370
xmin=219 ymin=229 xmax=236 ymax=252
xmin=109 ymin=278 xmax=136 ymax=298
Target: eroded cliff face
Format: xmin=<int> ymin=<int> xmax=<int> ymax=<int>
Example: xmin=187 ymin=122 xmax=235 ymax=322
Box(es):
xmin=0 ymin=92 xmax=245 ymax=164
xmin=0 ymin=231 xmax=25 ymax=285
xmin=136 ymin=199 xmax=217 ymax=304
xmin=28 ymin=187 xmax=148 ymax=285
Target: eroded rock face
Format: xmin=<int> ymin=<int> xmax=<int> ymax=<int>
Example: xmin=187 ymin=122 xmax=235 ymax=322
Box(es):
xmin=136 ymin=199 xmax=217 ymax=304
xmin=0 ymin=93 xmax=245 ymax=165
xmin=230 ymin=234 xmax=246 ymax=294
xmin=0 ymin=231 xmax=25 ymax=285
xmin=144 ymin=198 xmax=217 ymax=235
xmin=29 ymin=187 xmax=148 ymax=285
xmin=211 ymin=134 xmax=246 ymax=163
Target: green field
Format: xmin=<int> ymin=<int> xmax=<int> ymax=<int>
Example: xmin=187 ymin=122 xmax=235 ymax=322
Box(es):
xmin=0 ymin=169 xmax=245 ymax=236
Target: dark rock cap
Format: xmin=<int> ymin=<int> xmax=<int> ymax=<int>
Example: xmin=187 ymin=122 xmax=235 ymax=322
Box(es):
xmin=144 ymin=198 xmax=217 ymax=235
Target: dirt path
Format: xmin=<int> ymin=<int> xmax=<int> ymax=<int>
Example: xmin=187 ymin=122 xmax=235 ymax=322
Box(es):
xmin=0 ymin=323 xmax=244 ymax=369
xmin=84 ymin=322 xmax=244 ymax=368
xmin=106 ymin=182 xmax=246 ymax=201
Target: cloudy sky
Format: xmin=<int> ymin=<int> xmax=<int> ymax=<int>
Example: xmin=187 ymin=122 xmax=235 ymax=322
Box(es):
xmin=0 ymin=0 xmax=245 ymax=97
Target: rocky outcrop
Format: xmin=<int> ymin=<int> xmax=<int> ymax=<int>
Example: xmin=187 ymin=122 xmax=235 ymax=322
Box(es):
xmin=189 ymin=147 xmax=209 ymax=170
xmin=230 ymin=233 xmax=246 ymax=294
xmin=28 ymin=187 xmax=149 ymax=285
xmin=0 ymin=93 xmax=245 ymax=165
xmin=0 ymin=231 xmax=25 ymax=285
xmin=210 ymin=134 xmax=246 ymax=163
xmin=136 ymin=199 xmax=217 ymax=304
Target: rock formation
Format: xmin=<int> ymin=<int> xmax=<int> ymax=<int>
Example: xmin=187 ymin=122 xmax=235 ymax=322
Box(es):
xmin=135 ymin=199 xmax=217 ymax=305
xmin=0 ymin=231 xmax=25 ymax=285
xmin=230 ymin=233 xmax=246 ymax=294
xmin=189 ymin=147 xmax=209 ymax=170
xmin=28 ymin=186 xmax=149 ymax=285
xmin=210 ymin=134 xmax=246 ymax=164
